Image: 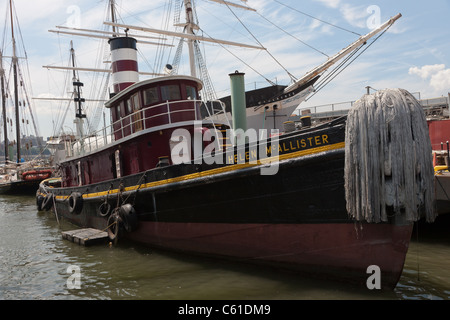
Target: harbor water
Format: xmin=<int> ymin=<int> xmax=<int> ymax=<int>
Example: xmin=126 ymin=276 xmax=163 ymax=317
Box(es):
xmin=1 ymin=194 xmax=449 ymax=301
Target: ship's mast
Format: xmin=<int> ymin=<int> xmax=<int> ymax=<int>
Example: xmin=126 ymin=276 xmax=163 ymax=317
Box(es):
xmin=70 ymin=41 xmax=86 ymax=147
xmin=0 ymin=51 xmax=8 ymax=162
xmin=183 ymin=0 xmax=198 ymax=78
xmin=9 ymin=0 xmax=21 ymax=162
xmin=110 ymin=0 xmax=118 ymax=37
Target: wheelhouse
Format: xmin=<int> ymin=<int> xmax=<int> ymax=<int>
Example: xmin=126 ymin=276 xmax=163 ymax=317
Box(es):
xmin=106 ymin=75 xmax=204 ymax=140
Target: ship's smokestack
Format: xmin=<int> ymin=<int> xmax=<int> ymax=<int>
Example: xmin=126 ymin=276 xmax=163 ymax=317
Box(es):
xmin=108 ymin=37 xmax=139 ymax=93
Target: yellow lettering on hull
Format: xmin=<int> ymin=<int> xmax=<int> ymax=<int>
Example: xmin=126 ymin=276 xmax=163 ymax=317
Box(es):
xmin=266 ymin=134 xmax=331 ymax=155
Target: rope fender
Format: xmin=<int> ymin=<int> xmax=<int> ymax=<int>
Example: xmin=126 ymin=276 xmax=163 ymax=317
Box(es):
xmin=344 ymin=88 xmax=436 ymax=223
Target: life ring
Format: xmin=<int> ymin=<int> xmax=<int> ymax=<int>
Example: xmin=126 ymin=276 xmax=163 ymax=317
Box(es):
xmin=68 ymin=192 xmax=83 ymax=214
xmin=41 ymin=193 xmax=54 ymax=211
xmin=119 ymin=204 xmax=139 ymax=232
xmin=22 ymin=169 xmax=52 ymax=181
xmin=98 ymin=202 xmax=111 ymax=217
xmin=36 ymin=194 xmax=44 ymax=211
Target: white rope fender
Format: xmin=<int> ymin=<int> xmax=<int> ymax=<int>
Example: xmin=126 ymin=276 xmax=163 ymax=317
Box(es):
xmin=344 ymin=88 xmax=436 ymax=223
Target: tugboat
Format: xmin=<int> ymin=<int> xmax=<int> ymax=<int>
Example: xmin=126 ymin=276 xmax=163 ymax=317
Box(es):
xmin=37 ymin=3 xmax=436 ymax=289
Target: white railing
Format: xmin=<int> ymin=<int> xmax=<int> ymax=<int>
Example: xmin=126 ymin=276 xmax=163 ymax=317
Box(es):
xmin=68 ymin=99 xmax=230 ymax=158
xmin=295 ymin=93 xmax=449 ymax=120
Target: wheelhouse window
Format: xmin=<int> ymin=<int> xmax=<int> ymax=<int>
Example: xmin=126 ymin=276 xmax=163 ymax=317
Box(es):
xmin=115 ymin=104 xmax=121 ymax=119
xmin=161 ymin=85 xmax=181 ymax=101
xmin=126 ymin=99 xmax=133 ymax=114
xmin=144 ymin=87 xmax=159 ymax=105
xmin=132 ymin=93 xmax=140 ymax=111
xmin=186 ymin=85 xmax=197 ymax=100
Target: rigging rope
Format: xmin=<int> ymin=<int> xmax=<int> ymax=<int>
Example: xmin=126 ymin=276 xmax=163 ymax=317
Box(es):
xmin=306 ymin=25 xmax=392 ymax=101
xmin=307 ymin=45 xmax=364 ymax=101
xmin=222 ymin=0 xmax=297 ymax=83
xmin=253 ymin=9 xmax=329 ymax=57
xmin=154 ymin=0 xmax=174 ymax=75
xmin=198 ymin=27 xmax=277 ymax=87
xmin=272 ymin=0 xmax=362 ymax=36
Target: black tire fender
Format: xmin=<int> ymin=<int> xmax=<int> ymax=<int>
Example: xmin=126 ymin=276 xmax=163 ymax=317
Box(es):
xmin=36 ymin=194 xmax=44 ymax=211
xmin=68 ymin=192 xmax=83 ymax=214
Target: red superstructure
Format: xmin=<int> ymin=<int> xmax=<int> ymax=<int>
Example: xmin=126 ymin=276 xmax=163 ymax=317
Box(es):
xmin=61 ymin=75 xmax=208 ymax=187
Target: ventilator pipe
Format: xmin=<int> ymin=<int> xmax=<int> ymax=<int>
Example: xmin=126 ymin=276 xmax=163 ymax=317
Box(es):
xmin=229 ymin=71 xmax=247 ymax=145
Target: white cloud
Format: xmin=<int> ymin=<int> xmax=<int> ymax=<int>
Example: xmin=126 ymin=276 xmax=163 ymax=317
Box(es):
xmin=429 ymin=69 xmax=450 ymax=93
xmin=409 ymin=64 xmax=450 ymax=96
xmin=314 ymin=0 xmax=367 ymax=29
xmin=339 ymin=4 xmax=368 ymax=29
xmin=408 ymin=64 xmax=445 ymax=79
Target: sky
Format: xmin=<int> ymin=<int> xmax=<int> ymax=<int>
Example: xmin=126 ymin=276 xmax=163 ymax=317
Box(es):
xmin=0 ymin=0 xmax=449 ymax=140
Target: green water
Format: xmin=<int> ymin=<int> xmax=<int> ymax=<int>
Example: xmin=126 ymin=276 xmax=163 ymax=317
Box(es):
xmin=1 ymin=194 xmax=449 ymax=300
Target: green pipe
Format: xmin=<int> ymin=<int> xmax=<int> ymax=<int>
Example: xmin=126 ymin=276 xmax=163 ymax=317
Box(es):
xmin=229 ymin=71 xmax=247 ymax=145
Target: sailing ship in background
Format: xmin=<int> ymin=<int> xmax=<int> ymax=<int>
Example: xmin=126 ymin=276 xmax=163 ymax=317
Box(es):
xmin=36 ymin=0 xmax=436 ymax=289
xmin=0 ymin=0 xmax=54 ymax=194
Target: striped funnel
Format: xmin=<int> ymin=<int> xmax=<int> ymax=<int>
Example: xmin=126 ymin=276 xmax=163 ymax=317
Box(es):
xmin=108 ymin=37 xmax=139 ymax=93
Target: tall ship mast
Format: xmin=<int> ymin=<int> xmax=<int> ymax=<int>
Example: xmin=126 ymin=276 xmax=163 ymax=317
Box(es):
xmin=9 ymin=0 xmax=20 ymax=161
xmin=0 ymin=50 xmax=8 ymax=161
xmin=0 ymin=0 xmax=54 ymax=194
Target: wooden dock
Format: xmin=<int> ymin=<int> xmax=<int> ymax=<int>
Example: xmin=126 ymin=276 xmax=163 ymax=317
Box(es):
xmin=61 ymin=228 xmax=109 ymax=246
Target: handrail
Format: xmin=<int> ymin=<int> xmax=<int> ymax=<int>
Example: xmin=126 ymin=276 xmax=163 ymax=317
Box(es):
xmin=296 ymin=93 xmax=449 ymax=119
xmin=68 ymin=99 xmax=230 ymax=158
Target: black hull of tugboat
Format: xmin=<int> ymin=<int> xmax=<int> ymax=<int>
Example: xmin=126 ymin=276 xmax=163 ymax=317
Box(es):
xmin=37 ymin=117 xmax=413 ymax=289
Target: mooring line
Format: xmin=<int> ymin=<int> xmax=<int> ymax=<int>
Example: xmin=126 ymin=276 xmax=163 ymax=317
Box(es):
xmin=52 ymin=194 xmax=60 ymax=227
